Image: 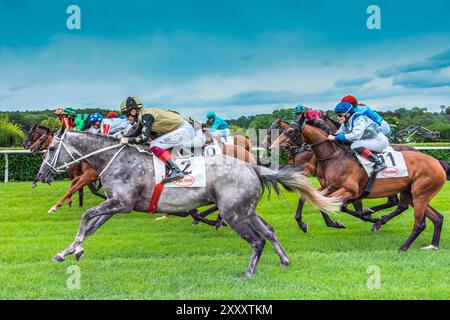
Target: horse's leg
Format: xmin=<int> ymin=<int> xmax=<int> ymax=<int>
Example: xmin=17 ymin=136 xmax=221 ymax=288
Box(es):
xmin=294 ymin=197 xmax=309 ymax=233
xmin=251 ymin=215 xmax=290 ymax=267
xmin=78 ymin=187 xmax=84 ymax=208
xmin=340 ymin=205 xmax=380 ymax=223
xmin=398 ymin=193 xmax=427 ymax=252
xmin=320 ymin=211 xmax=346 ymax=229
xmin=227 ymin=218 xmax=266 ymax=278
xmin=364 ymin=195 xmax=399 ymax=215
xmin=87 ymin=181 xmax=107 ymax=200
xmin=351 ymin=199 xmax=364 ymax=215
xmin=191 ymin=205 xmax=219 ymax=226
xmin=422 ymin=205 xmax=444 ymax=250
xmin=52 ymin=198 xmax=128 ymax=262
xmin=372 ymin=200 xmax=409 ymax=232
xmin=48 ymin=177 xmax=80 ymax=213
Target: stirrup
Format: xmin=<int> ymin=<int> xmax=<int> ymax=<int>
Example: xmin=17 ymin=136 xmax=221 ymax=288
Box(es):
xmin=162 ymin=171 xmax=185 ymax=183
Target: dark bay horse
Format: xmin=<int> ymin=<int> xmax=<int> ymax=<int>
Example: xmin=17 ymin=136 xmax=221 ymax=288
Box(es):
xmin=36 ymin=129 xmax=341 ymax=277
xmin=271 ymin=122 xmax=446 ymax=251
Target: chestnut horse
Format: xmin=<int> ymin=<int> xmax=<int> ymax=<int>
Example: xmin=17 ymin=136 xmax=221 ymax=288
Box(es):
xmin=271 ymin=122 xmax=447 ymax=251
xmin=264 ymin=117 xmax=400 ymax=231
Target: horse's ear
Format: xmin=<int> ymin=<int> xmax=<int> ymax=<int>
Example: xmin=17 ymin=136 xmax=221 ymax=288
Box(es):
xmin=32 ymin=124 xmax=37 ymax=130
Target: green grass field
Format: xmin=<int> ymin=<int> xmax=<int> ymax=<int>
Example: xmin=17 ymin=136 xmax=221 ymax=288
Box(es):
xmin=0 ymin=180 xmax=449 ymax=300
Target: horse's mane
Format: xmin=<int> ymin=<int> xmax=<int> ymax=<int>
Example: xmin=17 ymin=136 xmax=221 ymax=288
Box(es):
xmin=307 ymin=119 xmax=331 ymax=134
xmin=35 ymin=125 xmax=53 ymax=134
xmin=321 ymin=113 xmax=340 ymax=129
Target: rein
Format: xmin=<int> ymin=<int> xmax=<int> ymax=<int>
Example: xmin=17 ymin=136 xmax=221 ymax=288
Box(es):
xmin=44 ymin=132 xmax=134 ymax=177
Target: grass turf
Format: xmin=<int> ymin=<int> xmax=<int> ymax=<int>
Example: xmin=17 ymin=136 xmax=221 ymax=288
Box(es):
xmin=0 ymin=180 xmax=449 ymax=299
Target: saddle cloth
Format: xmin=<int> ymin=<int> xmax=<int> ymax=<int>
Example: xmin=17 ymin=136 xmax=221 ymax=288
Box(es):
xmin=356 ymin=146 xmax=409 ymax=179
xmin=153 ymin=156 xmax=206 ymax=187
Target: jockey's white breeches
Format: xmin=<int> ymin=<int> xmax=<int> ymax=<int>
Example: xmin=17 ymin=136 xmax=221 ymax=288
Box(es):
xmin=210 ymin=128 xmax=230 ymax=138
xmin=380 ymin=121 xmax=391 ymax=136
xmin=150 ymin=121 xmax=196 ymax=150
xmin=350 ymin=132 xmax=389 ymax=152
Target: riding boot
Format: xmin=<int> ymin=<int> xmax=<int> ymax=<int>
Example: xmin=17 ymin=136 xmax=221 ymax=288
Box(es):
xmin=162 ymin=158 xmax=185 ymax=183
xmin=354 ymin=147 xmax=387 ymax=173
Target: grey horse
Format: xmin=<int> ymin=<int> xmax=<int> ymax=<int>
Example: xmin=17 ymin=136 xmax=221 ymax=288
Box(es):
xmin=36 ymin=128 xmax=341 ymax=277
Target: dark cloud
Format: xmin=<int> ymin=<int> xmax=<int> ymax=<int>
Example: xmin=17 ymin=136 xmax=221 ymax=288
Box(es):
xmin=393 ymin=71 xmax=450 ymax=88
xmin=376 ymin=48 xmax=450 ymax=78
xmin=335 ymin=76 xmax=373 ymax=88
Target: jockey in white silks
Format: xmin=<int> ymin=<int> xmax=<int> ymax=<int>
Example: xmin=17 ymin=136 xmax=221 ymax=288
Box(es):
xmin=327 ymin=102 xmax=389 ymax=174
xmin=87 ymin=113 xmax=132 ymax=138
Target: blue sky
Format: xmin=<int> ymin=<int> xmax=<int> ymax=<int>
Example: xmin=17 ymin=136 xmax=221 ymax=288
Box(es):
xmin=1 ymin=0 xmax=449 ymax=119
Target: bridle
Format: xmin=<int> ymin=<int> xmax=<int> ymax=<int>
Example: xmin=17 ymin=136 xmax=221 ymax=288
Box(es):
xmin=43 ymin=131 xmax=128 ymax=178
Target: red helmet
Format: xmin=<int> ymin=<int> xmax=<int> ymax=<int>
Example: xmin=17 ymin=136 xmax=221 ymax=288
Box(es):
xmin=106 ymin=111 xmax=118 ymax=118
xmin=341 ymin=95 xmax=358 ymax=106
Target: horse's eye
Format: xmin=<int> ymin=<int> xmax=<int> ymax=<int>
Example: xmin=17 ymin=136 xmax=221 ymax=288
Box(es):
xmin=49 ymin=146 xmax=55 ymax=151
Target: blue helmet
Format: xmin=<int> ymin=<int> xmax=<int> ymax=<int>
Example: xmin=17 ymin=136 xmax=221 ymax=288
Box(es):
xmin=334 ymin=102 xmax=355 ymax=115
xmin=206 ymin=111 xmax=216 ymax=119
xmin=88 ymin=113 xmax=103 ymax=124
xmin=293 ymin=104 xmax=307 ymax=114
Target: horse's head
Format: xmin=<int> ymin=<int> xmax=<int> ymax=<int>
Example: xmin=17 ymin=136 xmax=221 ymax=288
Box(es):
xmin=23 ymin=124 xmax=39 ymax=149
xmin=36 ymin=127 xmax=73 ymax=184
xmin=269 ymin=122 xmax=304 ymax=151
xmin=262 ymin=118 xmax=291 ymax=148
xmin=24 ymin=125 xmax=53 ymax=152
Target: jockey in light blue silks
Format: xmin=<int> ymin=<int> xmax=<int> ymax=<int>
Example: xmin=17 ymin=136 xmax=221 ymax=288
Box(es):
xmin=341 ymin=95 xmax=391 ymax=136
xmin=87 ymin=113 xmax=132 ymax=138
xmin=328 ymin=102 xmax=389 ymax=174
xmin=206 ymin=111 xmax=230 ymax=143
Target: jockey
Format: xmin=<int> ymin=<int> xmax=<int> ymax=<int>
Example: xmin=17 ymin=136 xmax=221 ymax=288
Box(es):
xmin=87 ymin=113 xmax=103 ymax=134
xmin=328 ymin=102 xmax=388 ymax=174
xmin=119 ymin=96 xmax=195 ymax=183
xmin=55 ymin=107 xmax=76 ymax=130
xmin=293 ymin=104 xmax=321 ymax=124
xmin=206 ymin=112 xmax=230 ymax=142
xmin=341 ymin=95 xmax=391 ymax=136
xmin=188 ymin=117 xmax=206 ymax=150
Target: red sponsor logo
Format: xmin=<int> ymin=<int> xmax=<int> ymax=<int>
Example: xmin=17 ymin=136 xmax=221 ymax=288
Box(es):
xmin=381 ymin=167 xmax=400 ymax=177
xmin=173 ymin=175 xmax=195 ymax=187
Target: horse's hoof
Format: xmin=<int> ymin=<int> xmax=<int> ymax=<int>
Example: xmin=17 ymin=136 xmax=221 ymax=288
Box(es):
xmin=68 ymin=200 xmax=73 ymax=208
xmin=372 ymin=223 xmax=382 ymax=232
xmin=363 ymin=208 xmax=375 ymax=215
xmin=155 ymin=216 xmax=168 ymax=221
xmin=333 ymin=222 xmax=346 ymax=229
xmin=298 ymin=223 xmax=308 ymax=233
xmin=75 ymin=249 xmax=85 ymax=261
xmin=48 ymin=207 xmax=57 ymax=214
xmin=421 ymin=245 xmax=439 ymax=251
xmin=398 ymin=247 xmax=408 ymax=253
xmin=241 ymin=272 xmax=253 ymax=280
xmin=191 ymin=220 xmax=200 ymax=226
xmin=52 ymin=254 xmax=65 ymax=262
xmin=281 ymin=259 xmax=290 ymax=267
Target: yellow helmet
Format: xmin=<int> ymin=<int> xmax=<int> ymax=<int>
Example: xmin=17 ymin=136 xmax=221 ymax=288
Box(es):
xmin=120 ymin=96 xmax=143 ymax=115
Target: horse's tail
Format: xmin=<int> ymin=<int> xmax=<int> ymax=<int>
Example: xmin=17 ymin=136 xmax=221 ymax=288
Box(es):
xmin=438 ymin=160 xmax=450 ymax=180
xmin=252 ymin=165 xmax=342 ymax=212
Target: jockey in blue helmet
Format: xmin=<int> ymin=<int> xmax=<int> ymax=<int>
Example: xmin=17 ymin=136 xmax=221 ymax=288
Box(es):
xmin=87 ymin=113 xmax=103 ymax=133
xmin=328 ymin=102 xmax=388 ymax=174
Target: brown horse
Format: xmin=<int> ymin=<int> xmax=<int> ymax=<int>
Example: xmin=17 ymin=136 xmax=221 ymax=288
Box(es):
xmin=264 ymin=117 xmax=400 ymax=231
xmin=270 ymin=122 xmax=447 ymax=251
xmin=24 ymin=125 xmax=106 ymax=212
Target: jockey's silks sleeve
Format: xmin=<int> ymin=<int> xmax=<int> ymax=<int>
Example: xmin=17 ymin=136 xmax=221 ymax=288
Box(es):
xmin=128 ymin=114 xmax=154 ymax=144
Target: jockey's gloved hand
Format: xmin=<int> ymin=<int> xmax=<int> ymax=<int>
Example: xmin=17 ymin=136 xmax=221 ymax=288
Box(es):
xmin=120 ymin=138 xmax=129 ymax=145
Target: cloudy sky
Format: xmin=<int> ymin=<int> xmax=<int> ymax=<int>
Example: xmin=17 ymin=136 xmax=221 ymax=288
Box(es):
xmin=0 ymin=0 xmax=449 ymax=119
